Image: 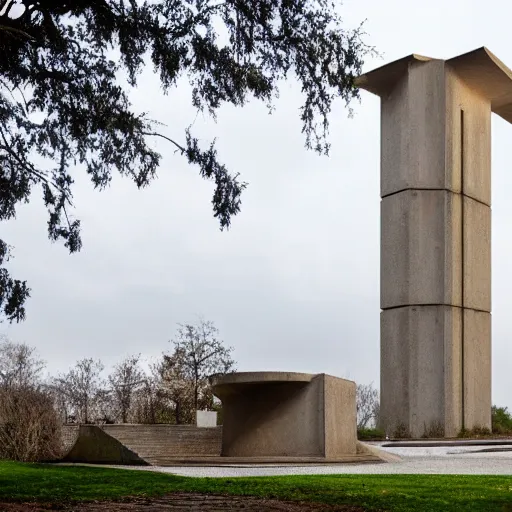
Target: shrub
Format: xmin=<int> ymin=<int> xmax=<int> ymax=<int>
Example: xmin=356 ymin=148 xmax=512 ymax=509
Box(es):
xmin=356 ymin=383 xmax=380 ymax=430
xmin=0 ymin=386 xmax=62 ymax=462
xmin=457 ymin=428 xmax=470 ymax=439
xmin=458 ymin=407 xmax=512 ymax=437
xmin=358 ymin=428 xmax=385 ymax=440
xmin=422 ymin=420 xmax=445 ymax=439
xmin=457 ymin=426 xmax=492 ymax=439
xmin=393 ymin=422 xmax=410 ymax=439
xmin=472 ymin=426 xmax=492 ymax=437
xmin=492 ymin=406 xmax=512 ymax=435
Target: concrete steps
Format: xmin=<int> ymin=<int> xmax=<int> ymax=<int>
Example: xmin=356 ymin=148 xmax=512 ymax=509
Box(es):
xmin=62 ymin=425 xmax=393 ymax=467
xmin=140 ymin=454 xmax=384 ymax=466
xmin=99 ymin=425 xmax=222 ymax=465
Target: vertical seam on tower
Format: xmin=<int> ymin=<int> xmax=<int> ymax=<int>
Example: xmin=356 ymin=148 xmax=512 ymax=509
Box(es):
xmin=322 ymin=375 xmax=327 ymax=457
xmin=460 ymin=108 xmax=465 ymax=431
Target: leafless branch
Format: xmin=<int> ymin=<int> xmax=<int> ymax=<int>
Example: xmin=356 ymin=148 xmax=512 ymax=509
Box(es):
xmin=142 ymin=132 xmax=186 ymax=154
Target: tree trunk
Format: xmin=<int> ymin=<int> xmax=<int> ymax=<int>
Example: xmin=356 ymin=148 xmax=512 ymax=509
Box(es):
xmin=176 ymin=401 xmax=181 ymax=425
xmin=149 ymin=395 xmax=155 ymax=424
xmin=194 ymin=367 xmax=199 ymax=412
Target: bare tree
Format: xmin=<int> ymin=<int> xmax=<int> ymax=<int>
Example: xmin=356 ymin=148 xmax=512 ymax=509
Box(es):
xmin=131 ymin=367 xmax=175 ymax=425
xmin=108 ymin=354 xmax=145 ymax=423
xmin=0 ymin=336 xmax=60 ymax=461
xmin=157 ymin=356 xmax=195 ymax=425
xmin=132 ymin=380 xmax=156 ymax=424
xmin=53 ymin=358 xmax=105 ymax=424
xmin=0 ymin=335 xmax=45 ymax=389
xmin=356 ymin=382 xmax=380 ymax=430
xmin=91 ymin=388 xmax=117 ymax=424
xmin=0 ymin=386 xmax=62 ymax=462
xmin=165 ymin=319 xmax=236 ymax=413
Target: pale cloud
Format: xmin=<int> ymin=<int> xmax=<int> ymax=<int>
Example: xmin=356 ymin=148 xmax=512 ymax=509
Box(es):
xmin=3 ymin=0 xmax=512 ymax=409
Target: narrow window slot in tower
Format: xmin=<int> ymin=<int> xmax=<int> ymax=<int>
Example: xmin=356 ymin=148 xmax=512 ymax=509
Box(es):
xmin=460 ymin=108 xmax=465 ymax=431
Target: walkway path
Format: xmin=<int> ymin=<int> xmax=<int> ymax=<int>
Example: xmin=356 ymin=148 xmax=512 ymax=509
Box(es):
xmin=101 ymin=443 xmax=512 ymax=477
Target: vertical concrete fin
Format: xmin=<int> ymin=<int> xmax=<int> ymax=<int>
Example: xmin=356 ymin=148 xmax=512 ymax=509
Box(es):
xmin=322 ymin=374 xmax=357 ymax=457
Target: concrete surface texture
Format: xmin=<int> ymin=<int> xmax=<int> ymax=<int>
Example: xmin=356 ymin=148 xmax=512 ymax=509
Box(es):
xmin=61 ymin=425 xmax=80 ymax=455
xmin=62 ymin=424 xmax=222 ymax=466
xmin=211 ymin=372 xmax=357 ymax=459
xmin=355 ymin=47 xmax=512 ymax=438
xmin=62 ymin=425 xmax=148 ymax=465
xmin=59 ymin=422 xmax=393 ymax=466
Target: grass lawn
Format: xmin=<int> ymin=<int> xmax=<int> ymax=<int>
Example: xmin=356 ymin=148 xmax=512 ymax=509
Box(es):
xmin=1 ymin=461 xmax=512 ymax=511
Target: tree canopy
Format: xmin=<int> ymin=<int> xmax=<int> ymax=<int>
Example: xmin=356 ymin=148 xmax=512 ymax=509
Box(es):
xmin=0 ymin=333 xmax=45 ymax=388
xmin=0 ymin=0 xmax=373 ymax=322
xmin=160 ymin=318 xmax=235 ymax=422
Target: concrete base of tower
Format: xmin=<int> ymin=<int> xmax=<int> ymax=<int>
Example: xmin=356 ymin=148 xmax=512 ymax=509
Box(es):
xmin=380 ymin=306 xmax=491 ymax=438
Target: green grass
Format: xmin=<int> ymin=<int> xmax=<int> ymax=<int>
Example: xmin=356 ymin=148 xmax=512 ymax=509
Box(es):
xmin=1 ymin=461 xmax=512 ymax=511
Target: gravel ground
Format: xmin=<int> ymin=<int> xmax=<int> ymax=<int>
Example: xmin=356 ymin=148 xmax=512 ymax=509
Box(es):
xmin=100 ymin=444 xmax=512 ymax=477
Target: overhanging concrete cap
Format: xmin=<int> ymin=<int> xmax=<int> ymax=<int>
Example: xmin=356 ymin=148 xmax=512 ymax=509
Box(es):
xmin=210 ymin=371 xmax=314 ymax=388
xmin=447 ymin=47 xmax=512 ymax=124
xmin=355 ymin=47 xmax=512 ymax=124
xmin=354 ymin=54 xmax=434 ymax=96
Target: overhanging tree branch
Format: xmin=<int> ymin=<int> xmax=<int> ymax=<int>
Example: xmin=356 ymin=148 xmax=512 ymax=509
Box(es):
xmin=0 ymin=0 xmax=373 ymax=322
xmin=142 ymin=132 xmax=186 ymax=154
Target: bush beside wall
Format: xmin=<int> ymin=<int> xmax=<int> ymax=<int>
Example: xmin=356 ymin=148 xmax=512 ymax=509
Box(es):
xmin=0 ymin=387 xmax=62 ymax=462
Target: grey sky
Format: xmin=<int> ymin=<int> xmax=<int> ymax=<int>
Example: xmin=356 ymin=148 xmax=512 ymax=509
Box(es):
xmin=3 ymin=0 xmax=512 ymax=407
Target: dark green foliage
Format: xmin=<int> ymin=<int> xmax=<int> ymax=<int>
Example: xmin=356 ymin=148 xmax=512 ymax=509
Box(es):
xmin=357 ymin=427 xmax=385 ymax=440
xmin=2 ymin=462 xmax=512 ymax=511
xmin=491 ymin=406 xmax=512 ymax=435
xmin=211 ymin=400 xmax=223 ymax=425
xmin=0 ymin=0 xmax=374 ymax=322
xmin=455 ymin=406 xmax=512 ymax=438
xmin=0 ymin=241 xmax=30 ymax=322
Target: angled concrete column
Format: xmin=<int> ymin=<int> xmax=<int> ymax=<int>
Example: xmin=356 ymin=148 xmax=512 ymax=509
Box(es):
xmin=356 ymin=47 xmax=512 ymax=437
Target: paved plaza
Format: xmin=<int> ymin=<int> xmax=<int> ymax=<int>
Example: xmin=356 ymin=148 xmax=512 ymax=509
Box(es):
xmin=88 ymin=441 xmax=512 ymax=478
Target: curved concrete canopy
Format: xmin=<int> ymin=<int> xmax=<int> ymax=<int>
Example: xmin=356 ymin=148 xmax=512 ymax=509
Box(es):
xmin=211 ymin=372 xmax=358 ymax=458
xmin=210 ymin=371 xmax=314 ymax=388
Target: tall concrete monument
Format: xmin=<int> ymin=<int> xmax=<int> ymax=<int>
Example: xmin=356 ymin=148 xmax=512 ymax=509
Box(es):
xmin=356 ymin=47 xmax=512 ymax=437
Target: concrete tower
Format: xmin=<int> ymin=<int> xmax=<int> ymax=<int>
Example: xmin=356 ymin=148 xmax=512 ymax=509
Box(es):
xmin=356 ymin=48 xmax=512 ymax=437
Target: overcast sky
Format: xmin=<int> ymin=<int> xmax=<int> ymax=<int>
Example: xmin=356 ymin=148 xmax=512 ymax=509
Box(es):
xmin=3 ymin=0 xmax=512 ymax=407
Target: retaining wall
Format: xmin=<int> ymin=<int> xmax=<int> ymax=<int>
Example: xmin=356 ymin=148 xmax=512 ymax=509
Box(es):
xmin=61 ymin=424 xmax=222 ymax=465
xmin=61 ymin=425 xmax=79 ymax=455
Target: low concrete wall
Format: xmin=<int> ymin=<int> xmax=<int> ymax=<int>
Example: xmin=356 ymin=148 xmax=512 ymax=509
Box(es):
xmin=61 ymin=424 xmax=222 ymax=465
xmin=61 ymin=425 xmax=80 ymax=455
xmin=101 ymin=424 xmax=222 ymax=459
xmin=59 ymin=424 xmax=394 ymax=466
xmin=62 ymin=425 xmax=148 ymax=465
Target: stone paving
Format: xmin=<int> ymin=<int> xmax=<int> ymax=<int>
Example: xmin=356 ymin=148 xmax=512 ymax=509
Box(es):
xmin=100 ymin=442 xmax=512 ymax=477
